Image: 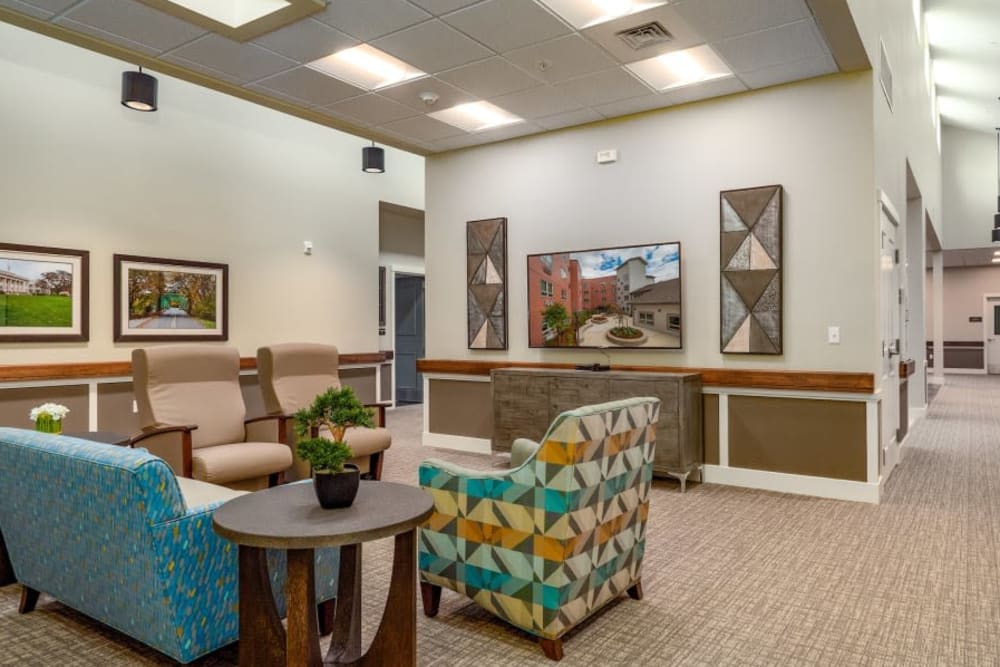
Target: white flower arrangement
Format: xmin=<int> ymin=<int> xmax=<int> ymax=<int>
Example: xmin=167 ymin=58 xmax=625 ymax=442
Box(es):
xmin=29 ymin=403 xmax=71 ymax=422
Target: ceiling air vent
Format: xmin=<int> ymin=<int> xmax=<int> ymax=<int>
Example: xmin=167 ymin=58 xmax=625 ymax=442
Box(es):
xmin=616 ymin=22 xmax=674 ymax=51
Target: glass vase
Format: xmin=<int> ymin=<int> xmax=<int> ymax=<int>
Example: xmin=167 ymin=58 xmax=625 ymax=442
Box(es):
xmin=35 ymin=415 xmax=62 ymax=434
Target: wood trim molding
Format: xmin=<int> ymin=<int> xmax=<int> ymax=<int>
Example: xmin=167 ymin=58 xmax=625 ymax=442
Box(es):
xmin=416 ymin=359 xmax=875 ymax=393
xmin=0 ymin=352 xmax=394 ymax=382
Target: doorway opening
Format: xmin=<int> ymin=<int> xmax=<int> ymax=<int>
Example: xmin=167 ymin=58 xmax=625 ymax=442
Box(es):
xmin=395 ymin=273 xmax=425 ymax=405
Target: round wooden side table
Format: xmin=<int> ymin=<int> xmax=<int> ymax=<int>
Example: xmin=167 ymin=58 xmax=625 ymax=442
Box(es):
xmin=213 ymin=481 xmax=434 ymax=667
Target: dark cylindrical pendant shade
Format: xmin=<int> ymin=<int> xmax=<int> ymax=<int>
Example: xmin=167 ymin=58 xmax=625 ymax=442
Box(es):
xmin=121 ymin=70 xmax=157 ymax=112
xmin=362 ymin=145 xmax=385 ymax=173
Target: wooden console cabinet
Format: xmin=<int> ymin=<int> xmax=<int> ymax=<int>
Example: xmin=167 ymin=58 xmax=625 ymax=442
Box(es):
xmin=491 ymin=368 xmax=703 ymax=490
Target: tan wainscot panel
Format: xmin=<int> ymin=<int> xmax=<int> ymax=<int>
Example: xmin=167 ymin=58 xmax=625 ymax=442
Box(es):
xmin=728 ymin=396 xmax=867 ymax=481
xmin=97 ymin=382 xmax=140 ymax=435
xmin=379 ymin=364 xmax=392 ymax=403
xmin=0 ymin=385 xmax=89 ymax=433
xmin=428 ymin=379 xmax=492 ymax=439
xmin=340 ymin=368 xmax=377 ymax=405
xmin=703 ymin=394 xmax=720 ymax=465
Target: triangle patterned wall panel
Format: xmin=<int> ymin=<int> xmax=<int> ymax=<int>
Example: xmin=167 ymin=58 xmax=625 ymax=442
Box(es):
xmin=720 ymin=185 xmax=783 ymax=355
xmin=467 ymin=217 xmax=508 ymax=349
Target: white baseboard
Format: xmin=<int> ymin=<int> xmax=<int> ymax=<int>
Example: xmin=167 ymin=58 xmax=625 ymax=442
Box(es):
xmin=701 ymin=464 xmax=881 ymax=504
xmin=422 ymin=431 xmax=491 ymax=454
xmin=927 ymin=375 xmax=945 ymax=385
xmin=943 ymin=368 xmax=986 ymax=375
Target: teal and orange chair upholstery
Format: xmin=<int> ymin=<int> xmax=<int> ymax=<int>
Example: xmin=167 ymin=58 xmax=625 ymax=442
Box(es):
xmin=0 ymin=428 xmax=338 ymax=663
xmin=418 ymin=397 xmax=660 ymax=661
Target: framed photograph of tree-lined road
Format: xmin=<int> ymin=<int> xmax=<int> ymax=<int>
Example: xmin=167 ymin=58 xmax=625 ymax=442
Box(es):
xmin=0 ymin=242 xmax=89 ymax=342
xmin=113 ymin=254 xmax=228 ymax=342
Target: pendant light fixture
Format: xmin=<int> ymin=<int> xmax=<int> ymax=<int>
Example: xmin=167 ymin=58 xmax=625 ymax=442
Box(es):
xmin=121 ymin=66 xmax=158 ymax=112
xmin=362 ymin=141 xmax=385 ymax=173
xmin=993 ymin=125 xmax=1000 ymax=242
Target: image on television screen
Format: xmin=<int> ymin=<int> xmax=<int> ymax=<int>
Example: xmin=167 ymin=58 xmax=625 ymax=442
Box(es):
xmin=527 ymin=242 xmax=681 ymax=349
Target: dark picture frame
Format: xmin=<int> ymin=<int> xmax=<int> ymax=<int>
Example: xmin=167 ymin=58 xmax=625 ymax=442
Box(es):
xmin=467 ymin=217 xmax=508 ymax=350
xmin=0 ymin=242 xmax=89 ymax=342
xmin=113 ymin=254 xmax=228 ymax=342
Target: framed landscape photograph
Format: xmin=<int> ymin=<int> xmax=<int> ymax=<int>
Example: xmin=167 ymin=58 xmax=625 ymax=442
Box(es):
xmin=0 ymin=242 xmax=89 ymax=342
xmin=113 ymin=254 xmax=228 ymax=342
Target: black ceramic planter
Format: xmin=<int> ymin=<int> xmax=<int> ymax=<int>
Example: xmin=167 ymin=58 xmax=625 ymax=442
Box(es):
xmin=313 ymin=464 xmax=361 ymax=509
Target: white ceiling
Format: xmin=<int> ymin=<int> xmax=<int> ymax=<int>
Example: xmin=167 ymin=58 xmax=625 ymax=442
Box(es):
xmin=927 ymin=0 xmax=1000 ymax=133
xmin=0 ymin=0 xmax=849 ymax=153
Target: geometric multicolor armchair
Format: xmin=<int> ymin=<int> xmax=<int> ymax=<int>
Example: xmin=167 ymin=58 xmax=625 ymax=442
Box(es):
xmin=418 ymin=397 xmax=660 ymax=661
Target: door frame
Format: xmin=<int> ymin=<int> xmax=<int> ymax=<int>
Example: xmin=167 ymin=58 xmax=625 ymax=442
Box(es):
xmin=879 ymin=192 xmax=902 ymax=480
xmin=388 ymin=265 xmax=425 ymax=407
xmin=981 ymin=294 xmax=1000 ymax=374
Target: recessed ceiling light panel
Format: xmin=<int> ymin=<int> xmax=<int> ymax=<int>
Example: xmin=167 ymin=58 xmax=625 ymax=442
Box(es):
xmin=626 ymin=44 xmax=732 ymax=91
xmin=164 ymin=0 xmax=290 ymax=28
xmin=429 ymin=102 xmax=523 ymax=133
xmin=308 ymin=45 xmax=426 ymax=91
xmin=536 ymin=0 xmax=668 ymax=29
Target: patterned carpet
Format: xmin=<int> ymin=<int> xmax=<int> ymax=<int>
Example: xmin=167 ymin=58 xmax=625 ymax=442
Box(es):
xmin=2 ymin=377 xmax=999 ymax=666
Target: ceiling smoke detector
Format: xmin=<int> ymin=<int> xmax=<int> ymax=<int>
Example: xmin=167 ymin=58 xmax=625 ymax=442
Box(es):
xmin=419 ymin=91 xmax=440 ymax=106
xmin=616 ymin=21 xmax=674 ymax=50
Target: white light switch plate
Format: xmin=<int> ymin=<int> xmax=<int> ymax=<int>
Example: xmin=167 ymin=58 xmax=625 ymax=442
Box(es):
xmin=132 ymin=400 xmax=138 ymax=414
xmin=828 ymin=326 xmax=840 ymax=344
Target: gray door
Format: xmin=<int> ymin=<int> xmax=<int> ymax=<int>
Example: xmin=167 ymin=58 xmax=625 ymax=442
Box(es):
xmin=395 ymin=274 xmax=425 ymax=404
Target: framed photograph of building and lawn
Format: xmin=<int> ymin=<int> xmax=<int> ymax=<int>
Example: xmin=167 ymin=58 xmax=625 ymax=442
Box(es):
xmin=527 ymin=241 xmax=682 ymax=349
xmin=0 ymin=243 xmax=89 ymax=342
xmin=113 ymin=254 xmax=228 ymax=342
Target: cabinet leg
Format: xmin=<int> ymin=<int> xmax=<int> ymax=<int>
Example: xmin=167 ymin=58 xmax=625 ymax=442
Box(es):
xmin=665 ymin=470 xmax=690 ymax=493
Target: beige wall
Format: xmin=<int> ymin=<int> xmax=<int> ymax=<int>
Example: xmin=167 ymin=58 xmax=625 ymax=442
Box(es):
xmin=0 ymin=22 xmax=424 ymax=364
xmin=941 ymin=125 xmax=996 ymax=250
xmin=425 ymin=73 xmax=877 ymax=374
xmin=925 ymin=266 xmax=1000 ymax=341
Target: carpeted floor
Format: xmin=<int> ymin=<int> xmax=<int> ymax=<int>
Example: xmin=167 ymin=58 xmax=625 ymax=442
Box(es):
xmin=2 ymin=376 xmax=999 ymax=666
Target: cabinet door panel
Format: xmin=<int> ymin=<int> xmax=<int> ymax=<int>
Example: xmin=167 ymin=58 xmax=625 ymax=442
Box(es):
xmin=492 ymin=373 xmax=550 ymax=453
xmin=549 ymin=377 xmax=609 ymax=423
xmin=610 ymin=379 xmax=680 ymax=469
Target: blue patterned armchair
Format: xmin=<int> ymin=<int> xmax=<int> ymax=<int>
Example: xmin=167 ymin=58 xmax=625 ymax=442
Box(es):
xmin=0 ymin=428 xmax=338 ymax=663
xmin=418 ymin=397 xmax=660 ymax=661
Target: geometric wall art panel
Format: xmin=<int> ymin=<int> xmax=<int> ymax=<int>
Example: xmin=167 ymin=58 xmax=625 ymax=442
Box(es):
xmin=467 ymin=217 xmax=508 ymax=349
xmin=720 ymin=185 xmax=782 ymax=354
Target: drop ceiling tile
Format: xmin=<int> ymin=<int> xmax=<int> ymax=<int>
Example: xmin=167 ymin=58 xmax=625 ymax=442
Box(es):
xmin=378 ymin=77 xmax=477 ymax=113
xmin=534 ymin=107 xmax=604 ymax=130
xmin=739 ymin=52 xmax=837 ymax=89
xmin=443 ymin=0 xmax=571 ymax=53
xmin=53 ymin=17 xmax=160 ymax=55
xmin=165 ymin=34 xmax=297 ymax=83
xmin=438 ymin=57 xmax=542 ymax=99
xmin=160 ymin=54 xmax=243 ymax=85
xmin=712 ymin=19 xmax=830 ymax=73
xmin=372 ymin=19 xmax=493 ymax=73
xmin=0 ymin=0 xmax=54 ymax=19
xmin=593 ymin=75 xmax=747 ymax=117
xmin=581 ymin=4 xmax=705 ymax=64
xmin=505 ymin=35 xmax=617 ymax=84
xmin=409 ymin=0 xmax=481 ymax=16
xmin=380 ymin=115 xmax=467 ymax=142
xmin=58 ymin=0 xmax=206 ymax=53
xmin=672 ymin=0 xmax=810 ymax=42
xmin=9 ymin=0 xmax=76 ymax=13
xmin=253 ymin=18 xmax=358 ymax=63
xmin=313 ymin=0 xmax=431 ymax=42
xmin=321 ymin=93 xmax=421 ymax=126
xmin=490 ymin=85 xmax=586 ymax=118
xmin=430 ymin=121 xmax=542 ymax=151
xmin=554 ymin=68 xmax=650 ymax=108
xmin=253 ymin=67 xmax=365 ymax=106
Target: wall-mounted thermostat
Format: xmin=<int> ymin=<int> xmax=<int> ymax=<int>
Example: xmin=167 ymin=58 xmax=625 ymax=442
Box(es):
xmin=596 ymin=149 xmax=618 ymax=164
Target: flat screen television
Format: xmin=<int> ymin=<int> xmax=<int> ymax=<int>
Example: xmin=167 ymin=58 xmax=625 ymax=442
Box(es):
xmin=527 ymin=242 xmax=681 ymax=349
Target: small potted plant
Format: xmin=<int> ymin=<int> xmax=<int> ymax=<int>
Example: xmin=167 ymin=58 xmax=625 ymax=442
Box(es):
xmin=294 ymin=386 xmax=375 ymax=509
xmin=30 ymin=403 xmax=70 ymax=434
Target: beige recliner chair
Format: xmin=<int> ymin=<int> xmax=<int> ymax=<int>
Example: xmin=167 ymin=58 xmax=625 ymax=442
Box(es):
xmin=130 ymin=345 xmax=293 ymax=491
xmin=257 ymin=343 xmax=391 ymax=481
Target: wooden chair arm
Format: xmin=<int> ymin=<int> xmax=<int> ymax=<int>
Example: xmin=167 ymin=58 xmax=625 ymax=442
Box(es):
xmin=364 ymin=402 xmax=389 ymax=427
xmin=129 ymin=425 xmax=196 ymax=478
xmin=244 ymin=414 xmax=293 ymax=445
